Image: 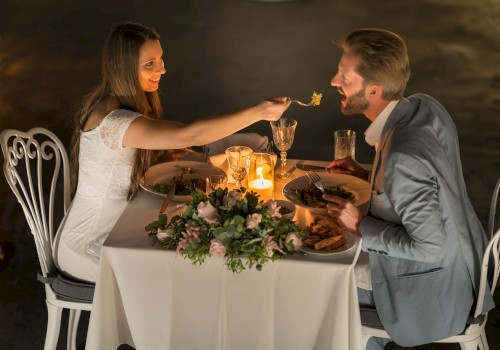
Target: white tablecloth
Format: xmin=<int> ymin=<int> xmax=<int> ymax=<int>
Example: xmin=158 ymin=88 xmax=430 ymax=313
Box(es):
xmin=86 ymin=159 xmax=366 ymax=350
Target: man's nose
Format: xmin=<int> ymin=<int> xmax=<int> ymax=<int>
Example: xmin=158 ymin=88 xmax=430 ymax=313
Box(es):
xmin=330 ymin=73 xmax=340 ymax=87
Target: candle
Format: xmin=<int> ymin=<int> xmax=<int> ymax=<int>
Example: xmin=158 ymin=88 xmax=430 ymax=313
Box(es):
xmin=248 ymin=166 xmax=273 ymax=200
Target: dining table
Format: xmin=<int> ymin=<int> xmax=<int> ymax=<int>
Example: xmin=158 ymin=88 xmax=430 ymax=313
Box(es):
xmin=85 ymin=158 xmax=370 ymax=350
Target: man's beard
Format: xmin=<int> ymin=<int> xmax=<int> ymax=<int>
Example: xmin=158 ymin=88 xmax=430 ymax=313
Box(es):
xmin=340 ymin=87 xmax=369 ymax=115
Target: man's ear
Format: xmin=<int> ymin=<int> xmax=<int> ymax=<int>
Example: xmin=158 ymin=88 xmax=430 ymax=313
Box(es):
xmin=368 ymin=84 xmax=382 ymax=98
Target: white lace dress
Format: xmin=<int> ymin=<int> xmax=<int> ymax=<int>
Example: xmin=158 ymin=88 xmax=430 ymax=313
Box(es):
xmin=53 ymin=109 xmax=141 ymax=283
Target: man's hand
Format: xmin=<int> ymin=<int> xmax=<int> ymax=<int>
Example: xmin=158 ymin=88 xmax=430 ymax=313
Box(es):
xmin=326 ymin=156 xmax=369 ymax=181
xmin=323 ymin=193 xmax=364 ymax=233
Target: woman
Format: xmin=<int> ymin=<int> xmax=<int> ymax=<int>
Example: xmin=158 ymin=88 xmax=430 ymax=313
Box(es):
xmin=53 ymin=21 xmax=290 ymax=283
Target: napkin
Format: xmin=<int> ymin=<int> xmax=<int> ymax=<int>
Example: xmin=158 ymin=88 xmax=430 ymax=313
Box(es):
xmin=205 ymin=133 xmax=269 ymax=156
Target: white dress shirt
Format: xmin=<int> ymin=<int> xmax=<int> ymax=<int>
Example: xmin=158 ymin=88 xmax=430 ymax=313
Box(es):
xmin=364 ymin=100 xmax=399 ymax=150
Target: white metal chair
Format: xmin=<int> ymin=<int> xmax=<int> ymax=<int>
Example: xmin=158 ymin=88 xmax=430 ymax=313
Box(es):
xmin=488 ymin=177 xmax=500 ymax=240
xmin=1 ymin=128 xmax=94 ymax=350
xmin=360 ymin=176 xmax=500 ymax=350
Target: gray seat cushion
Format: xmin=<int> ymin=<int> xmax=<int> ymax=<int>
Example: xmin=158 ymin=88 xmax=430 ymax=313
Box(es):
xmin=37 ymin=270 xmax=94 ymax=303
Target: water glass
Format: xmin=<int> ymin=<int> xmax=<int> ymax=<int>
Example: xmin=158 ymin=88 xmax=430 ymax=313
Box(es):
xmin=225 ymin=146 xmax=253 ymax=188
xmin=206 ymin=175 xmax=227 ymax=194
xmin=334 ymin=129 xmax=356 ymax=160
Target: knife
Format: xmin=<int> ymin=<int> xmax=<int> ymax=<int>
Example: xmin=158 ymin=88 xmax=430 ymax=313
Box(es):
xmin=295 ymin=163 xmax=327 ymax=172
xmin=159 ymin=188 xmax=176 ymax=214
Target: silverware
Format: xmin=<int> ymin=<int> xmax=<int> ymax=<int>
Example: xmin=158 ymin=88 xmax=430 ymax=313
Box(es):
xmin=289 ymin=99 xmax=315 ymax=107
xmin=305 ymin=171 xmax=325 ymax=193
xmin=160 ymin=188 xmax=176 ymax=214
xmin=295 ymin=163 xmax=327 ymax=172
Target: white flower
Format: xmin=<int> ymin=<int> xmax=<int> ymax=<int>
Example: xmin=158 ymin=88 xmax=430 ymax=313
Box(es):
xmin=209 ymin=239 xmax=226 ymax=257
xmin=246 ymin=213 xmax=262 ymax=229
xmin=156 ymin=227 xmax=175 ymax=241
xmin=263 ymin=244 xmax=274 ymax=258
xmin=264 ymin=200 xmax=282 ymax=219
xmin=223 ymin=190 xmax=242 ymax=207
xmin=285 ymin=232 xmax=303 ymax=250
xmin=197 ymin=201 xmax=218 ymax=224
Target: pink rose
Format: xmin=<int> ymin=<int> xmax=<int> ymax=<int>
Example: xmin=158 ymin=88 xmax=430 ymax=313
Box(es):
xmin=246 ymin=213 xmax=262 ymax=229
xmin=209 ymin=239 xmax=227 ymax=258
xmin=197 ymin=201 xmax=218 ymax=224
xmin=223 ymin=190 xmax=242 ymax=207
xmin=264 ymin=200 xmax=282 ymax=219
xmin=285 ymin=232 xmax=303 ymax=250
xmin=176 ymin=226 xmax=201 ymax=254
xmin=262 ymin=235 xmax=286 ymax=257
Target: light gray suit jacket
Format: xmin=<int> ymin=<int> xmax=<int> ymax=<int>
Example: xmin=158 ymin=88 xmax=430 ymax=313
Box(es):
xmin=359 ymin=94 xmax=495 ymax=346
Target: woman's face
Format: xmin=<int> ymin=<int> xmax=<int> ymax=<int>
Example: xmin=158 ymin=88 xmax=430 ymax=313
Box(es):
xmin=138 ymin=39 xmax=166 ymax=92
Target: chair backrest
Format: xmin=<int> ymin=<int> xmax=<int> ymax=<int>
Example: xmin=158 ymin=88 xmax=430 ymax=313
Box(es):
xmin=472 ymin=227 xmax=500 ymax=318
xmin=1 ymin=128 xmax=71 ymax=277
xmin=488 ymin=177 xmax=500 ymax=240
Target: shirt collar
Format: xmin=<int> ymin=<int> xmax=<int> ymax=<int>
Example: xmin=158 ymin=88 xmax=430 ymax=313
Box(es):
xmin=364 ymin=100 xmax=399 ymax=146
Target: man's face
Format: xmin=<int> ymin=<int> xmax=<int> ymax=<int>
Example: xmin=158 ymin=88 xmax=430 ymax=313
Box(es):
xmin=330 ymin=53 xmax=369 ymax=115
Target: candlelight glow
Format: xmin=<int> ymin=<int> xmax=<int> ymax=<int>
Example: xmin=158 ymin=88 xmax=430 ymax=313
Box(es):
xmin=249 ymin=165 xmax=273 ymax=200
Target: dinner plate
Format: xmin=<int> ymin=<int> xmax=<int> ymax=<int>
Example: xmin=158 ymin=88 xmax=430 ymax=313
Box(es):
xmin=140 ymin=161 xmax=226 ymax=201
xmin=283 ymin=173 xmax=370 ymax=214
xmin=300 ymin=231 xmax=358 ymax=256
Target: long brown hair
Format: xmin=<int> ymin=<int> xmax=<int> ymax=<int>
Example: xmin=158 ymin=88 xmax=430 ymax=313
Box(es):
xmin=70 ymin=22 xmax=163 ymax=200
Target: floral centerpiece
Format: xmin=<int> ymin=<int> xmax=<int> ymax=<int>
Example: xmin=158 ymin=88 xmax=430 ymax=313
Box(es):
xmin=145 ymin=187 xmax=307 ymax=273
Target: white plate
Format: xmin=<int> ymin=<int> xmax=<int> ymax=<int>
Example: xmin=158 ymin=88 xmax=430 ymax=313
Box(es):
xmin=283 ymin=173 xmax=370 ymax=214
xmin=140 ymin=161 xmax=226 ymax=201
xmin=300 ymin=231 xmax=358 ymax=256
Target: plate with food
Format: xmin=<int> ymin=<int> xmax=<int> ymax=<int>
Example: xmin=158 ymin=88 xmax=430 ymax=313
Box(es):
xmin=140 ymin=161 xmax=226 ymax=201
xmin=301 ymin=215 xmax=358 ymax=255
xmin=283 ymin=173 xmax=370 ymax=214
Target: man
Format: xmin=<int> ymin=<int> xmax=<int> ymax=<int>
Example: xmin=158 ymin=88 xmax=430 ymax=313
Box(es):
xmin=324 ymin=28 xmax=495 ymax=349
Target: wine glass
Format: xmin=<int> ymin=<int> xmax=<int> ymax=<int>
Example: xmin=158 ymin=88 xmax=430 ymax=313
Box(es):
xmin=224 ymin=146 xmax=253 ymax=189
xmin=270 ymin=118 xmax=297 ymax=182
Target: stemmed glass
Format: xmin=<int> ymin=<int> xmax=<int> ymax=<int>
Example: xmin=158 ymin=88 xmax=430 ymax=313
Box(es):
xmin=225 ymin=146 xmax=253 ymax=189
xmin=270 ymin=118 xmax=297 ymax=182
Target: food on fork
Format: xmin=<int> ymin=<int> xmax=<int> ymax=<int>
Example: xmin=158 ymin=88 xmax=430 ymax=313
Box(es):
xmin=310 ymin=91 xmax=322 ymax=106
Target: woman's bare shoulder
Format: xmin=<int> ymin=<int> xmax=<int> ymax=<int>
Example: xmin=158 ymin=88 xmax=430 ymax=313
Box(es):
xmin=83 ymin=97 xmax=120 ymax=131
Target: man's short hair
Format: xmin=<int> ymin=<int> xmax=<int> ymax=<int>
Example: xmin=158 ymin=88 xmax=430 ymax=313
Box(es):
xmin=343 ymin=29 xmax=411 ymax=100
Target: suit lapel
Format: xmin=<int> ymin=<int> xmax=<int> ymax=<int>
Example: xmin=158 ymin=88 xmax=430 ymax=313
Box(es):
xmin=366 ymin=98 xmax=410 ymax=214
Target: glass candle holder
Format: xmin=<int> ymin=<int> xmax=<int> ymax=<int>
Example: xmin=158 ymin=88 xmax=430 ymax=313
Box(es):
xmin=248 ymin=152 xmax=274 ymax=201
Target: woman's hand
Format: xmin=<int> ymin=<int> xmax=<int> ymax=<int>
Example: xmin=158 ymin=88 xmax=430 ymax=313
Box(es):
xmin=326 ymin=156 xmax=369 ymax=181
xmin=257 ymin=97 xmax=291 ymax=121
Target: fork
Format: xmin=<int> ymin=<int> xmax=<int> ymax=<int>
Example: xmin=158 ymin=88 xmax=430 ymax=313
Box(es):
xmin=306 ymin=171 xmax=325 ymax=193
xmin=289 ymin=98 xmax=314 ymax=107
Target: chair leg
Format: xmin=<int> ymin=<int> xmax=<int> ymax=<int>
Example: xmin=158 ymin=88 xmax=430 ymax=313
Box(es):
xmin=67 ymin=309 xmax=82 ymax=350
xmin=44 ymin=301 xmax=63 ymax=350
xmin=459 ymin=339 xmax=480 ymax=350
xmin=478 ymin=329 xmax=489 ymax=350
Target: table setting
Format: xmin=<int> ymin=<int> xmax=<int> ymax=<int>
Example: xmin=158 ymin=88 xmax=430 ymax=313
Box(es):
xmin=85 ymin=109 xmax=371 ymax=349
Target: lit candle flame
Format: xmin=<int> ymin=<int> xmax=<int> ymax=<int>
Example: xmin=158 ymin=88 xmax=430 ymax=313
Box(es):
xmin=257 ymin=166 xmax=264 ymax=181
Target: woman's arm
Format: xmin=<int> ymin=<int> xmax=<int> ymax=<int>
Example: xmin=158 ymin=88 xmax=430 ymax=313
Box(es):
xmin=123 ymin=98 xmax=290 ymax=150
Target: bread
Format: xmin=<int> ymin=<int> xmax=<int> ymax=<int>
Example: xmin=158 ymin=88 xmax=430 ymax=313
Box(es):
xmin=305 ymin=215 xmax=346 ymax=251
xmin=317 ymin=235 xmax=346 ymax=250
